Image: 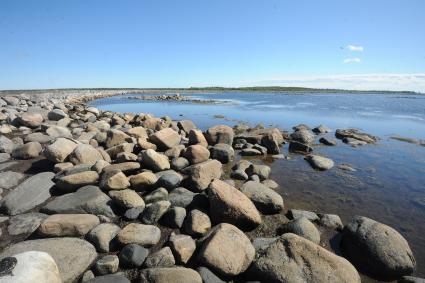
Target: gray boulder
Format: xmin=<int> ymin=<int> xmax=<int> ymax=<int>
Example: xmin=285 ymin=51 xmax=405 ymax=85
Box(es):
xmin=342 ymin=216 xmax=416 ymax=280
xmin=41 ymin=185 xmax=115 ymax=217
xmin=0 ymin=237 xmax=97 ymax=283
xmin=250 ymin=233 xmax=361 ymax=283
xmin=279 ymin=217 xmax=320 ymax=244
xmin=240 ymin=181 xmax=284 ymax=214
xmin=1 ymin=172 xmax=55 ymax=215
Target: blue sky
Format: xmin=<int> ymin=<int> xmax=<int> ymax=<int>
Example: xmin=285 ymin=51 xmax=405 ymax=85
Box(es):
xmin=0 ymin=0 xmax=424 ymax=91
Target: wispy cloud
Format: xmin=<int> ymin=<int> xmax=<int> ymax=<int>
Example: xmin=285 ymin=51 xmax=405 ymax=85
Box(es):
xmin=346 ymin=45 xmax=364 ymax=52
xmin=343 ymin=58 xmax=361 ymax=64
xmin=244 ymin=74 xmax=425 ymax=93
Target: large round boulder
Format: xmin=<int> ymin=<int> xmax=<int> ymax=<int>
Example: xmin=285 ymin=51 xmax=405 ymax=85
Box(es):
xmin=341 ymin=216 xmax=416 ymax=280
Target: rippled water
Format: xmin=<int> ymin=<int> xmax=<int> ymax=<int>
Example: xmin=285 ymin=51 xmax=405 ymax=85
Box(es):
xmin=91 ymin=91 xmax=425 ymax=278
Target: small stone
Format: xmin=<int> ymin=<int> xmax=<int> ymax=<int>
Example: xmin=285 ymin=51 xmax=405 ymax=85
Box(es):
xmin=119 ymin=244 xmax=149 ymax=268
xmin=289 ymin=209 xmax=319 ymax=221
xmin=149 ymin=128 xmax=181 ymax=150
xmin=11 ymin=142 xmax=42 ymax=159
xmin=44 ymin=138 xmax=78 ymax=163
xmin=209 ymin=143 xmax=234 ymax=163
xmin=95 ymin=255 xmax=119 ymax=275
xmin=144 ymin=247 xmax=175 ymax=268
xmin=162 ymin=207 xmax=186 ymax=229
xmin=141 ymin=149 xmax=170 ymax=172
xmin=169 ymin=233 xmax=196 ymax=264
xmin=183 ymin=145 xmax=210 ymax=164
xmin=117 ymin=223 xmax=161 ymax=246
xmin=279 ymin=217 xmax=321 ymax=244
xmin=305 ymin=154 xmax=334 ymax=170
xmin=38 ymin=214 xmax=100 ymax=237
xmin=171 ymin=157 xmax=190 ymax=171
xmin=184 ymin=209 xmax=211 ymax=236
xmin=205 ymin=125 xmax=234 ymax=145
xmin=56 ymin=171 xmax=99 ymax=192
xmin=318 ymin=214 xmax=343 ymax=230
xmin=144 ymin=187 xmax=168 ymax=204
xmin=141 ymin=201 xmax=171 ymax=224
xmin=198 ymin=223 xmax=255 ymax=277
xmin=0 ymin=171 xmax=25 ymax=190
xmin=87 ymin=223 xmax=121 ymax=252
xmin=139 ymin=267 xmax=202 ymax=283
xmin=130 ymin=171 xmax=158 ymax=191
xmin=109 ymin=189 xmax=144 ymax=209
xmin=209 ymin=179 xmax=261 ymax=230
xmin=319 ymin=137 xmax=337 ymax=146
xmin=100 ymin=170 xmax=129 ymax=191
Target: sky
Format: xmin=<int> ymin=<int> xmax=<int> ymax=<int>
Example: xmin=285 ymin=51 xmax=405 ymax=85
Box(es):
xmin=0 ymin=0 xmax=424 ymax=92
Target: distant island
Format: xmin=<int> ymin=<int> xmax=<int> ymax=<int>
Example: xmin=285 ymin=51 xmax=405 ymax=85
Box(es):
xmin=0 ymin=86 xmax=420 ymax=96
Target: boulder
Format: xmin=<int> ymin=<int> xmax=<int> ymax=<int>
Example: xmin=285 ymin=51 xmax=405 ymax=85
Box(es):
xmin=141 ymin=200 xmax=171 ymax=224
xmin=289 ymin=209 xmax=319 ymax=221
xmin=305 ymin=155 xmax=334 ymax=170
xmin=184 ymin=209 xmax=211 ymax=236
xmin=290 ymin=129 xmax=315 ymax=144
xmin=208 ymin=179 xmax=261 ymax=229
xmin=144 ymin=247 xmax=175 ymax=268
xmin=119 ymin=244 xmax=149 ymax=268
xmin=336 ymin=129 xmax=378 ymax=143
xmin=177 ymin=120 xmax=197 ymax=133
xmin=149 ymin=128 xmax=181 ymax=150
xmin=46 ymin=125 xmax=72 ymax=138
xmin=205 ymin=125 xmax=234 ymax=145
xmin=69 ymin=144 xmax=104 ymax=165
xmin=162 ymin=207 xmax=186 ymax=229
xmin=169 ymin=233 xmax=196 ymax=264
xmin=109 ymin=189 xmax=144 ymax=209
xmin=183 ymin=145 xmax=210 ymax=164
xmin=240 ymin=181 xmax=284 ymax=214
xmin=95 ymin=255 xmax=119 ymax=275
xmin=198 ymin=223 xmax=255 ymax=276
xmin=209 ymin=143 xmax=234 ymax=164
xmin=288 ymin=141 xmax=313 ymax=153
xmin=87 ymin=223 xmax=121 ymax=252
xmin=38 ymin=214 xmax=100 ymax=237
xmin=99 ymin=169 xmax=129 ymax=190
xmin=130 ymin=171 xmax=158 ymax=191
xmin=56 ymin=171 xmax=99 ymax=192
xmin=188 ymin=129 xmax=208 ymax=147
xmin=117 ymin=223 xmax=161 ymax=246
xmin=17 ymin=113 xmax=44 ymax=128
xmin=0 ymin=171 xmax=25 ymax=189
xmin=1 ymin=172 xmax=55 ymax=215
xmin=141 ymin=149 xmax=170 ymax=172
xmin=251 ymin=233 xmax=361 ymax=283
xmin=313 ymin=125 xmax=332 ymax=134
xmin=7 ymin=212 xmax=48 ymax=238
xmin=279 ymin=217 xmax=320 ymax=244
xmin=319 ymin=137 xmax=337 ymax=146
xmin=105 ymin=129 xmax=130 ymax=148
xmin=0 ymin=135 xmax=16 ymax=153
xmin=318 ymin=214 xmax=343 ymax=230
xmin=341 ymin=216 xmax=416 ymax=280
xmin=181 ymin=159 xmax=222 ymax=191
xmin=0 ymin=237 xmax=97 ymax=283
xmin=11 ymin=141 xmax=42 ymax=159
xmin=0 ymin=251 xmax=61 ymax=283
xmin=44 ymin=138 xmax=78 ymax=163
xmin=139 ymin=267 xmax=202 ymax=283
xmin=127 ymin=126 xmax=148 ymax=139
xmin=48 ymin=109 xmax=68 ymax=121
xmin=42 ymin=185 xmax=115 ymax=217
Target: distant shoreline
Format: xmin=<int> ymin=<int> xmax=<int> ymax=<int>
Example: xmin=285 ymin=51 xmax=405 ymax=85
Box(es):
xmin=0 ymin=86 xmax=420 ymax=97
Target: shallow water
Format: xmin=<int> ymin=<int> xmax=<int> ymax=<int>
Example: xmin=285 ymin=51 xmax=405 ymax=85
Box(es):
xmin=91 ymin=91 xmax=425 ymax=278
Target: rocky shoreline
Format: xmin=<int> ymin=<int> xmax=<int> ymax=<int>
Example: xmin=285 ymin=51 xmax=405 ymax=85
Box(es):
xmin=128 ymin=94 xmax=230 ymax=105
xmin=0 ymin=92 xmax=421 ymax=283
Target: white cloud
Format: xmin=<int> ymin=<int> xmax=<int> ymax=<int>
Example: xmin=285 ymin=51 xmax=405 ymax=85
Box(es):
xmin=343 ymin=58 xmax=361 ymax=64
xmin=245 ymin=74 xmax=425 ymax=93
xmin=346 ymin=45 xmax=364 ymax=52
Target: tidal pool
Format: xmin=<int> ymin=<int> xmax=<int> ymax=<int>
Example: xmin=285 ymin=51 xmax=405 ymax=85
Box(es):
xmin=90 ymin=91 xmax=425 ymax=278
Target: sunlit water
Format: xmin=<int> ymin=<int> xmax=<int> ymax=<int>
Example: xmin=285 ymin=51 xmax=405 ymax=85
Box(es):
xmin=91 ymin=92 xmax=425 ymax=278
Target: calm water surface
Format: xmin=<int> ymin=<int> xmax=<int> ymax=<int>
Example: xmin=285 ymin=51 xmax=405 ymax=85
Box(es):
xmin=91 ymin=92 xmax=425 ymax=278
